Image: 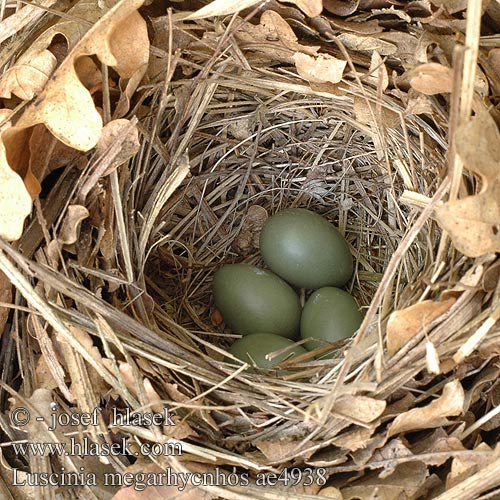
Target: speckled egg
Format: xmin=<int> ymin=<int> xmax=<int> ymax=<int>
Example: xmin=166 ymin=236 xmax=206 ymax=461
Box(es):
xmin=213 ymin=264 xmax=301 ymax=338
xmin=259 ymin=208 xmax=353 ymax=289
xmin=228 ymin=333 xmax=307 ymax=370
xmin=301 ymin=287 xmax=362 ymax=352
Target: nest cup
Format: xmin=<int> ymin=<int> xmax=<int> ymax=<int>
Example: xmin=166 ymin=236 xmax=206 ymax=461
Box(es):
xmin=141 ymin=85 xmax=447 ymax=447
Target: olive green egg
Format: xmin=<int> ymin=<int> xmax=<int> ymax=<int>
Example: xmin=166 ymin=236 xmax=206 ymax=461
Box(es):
xmin=259 ymin=208 xmax=353 ymax=289
xmin=301 ymin=287 xmax=362 ymax=352
xmin=213 ymin=264 xmax=301 ymax=338
xmin=228 ymin=333 xmax=307 ymax=370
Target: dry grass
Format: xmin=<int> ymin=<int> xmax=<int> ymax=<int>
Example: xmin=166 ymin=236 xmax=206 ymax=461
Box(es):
xmin=2 ymin=0 xmax=500 ymax=498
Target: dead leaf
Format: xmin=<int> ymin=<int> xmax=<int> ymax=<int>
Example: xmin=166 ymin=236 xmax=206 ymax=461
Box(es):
xmin=353 ymin=96 xmax=400 ymax=129
xmin=410 ymin=428 xmax=465 ymax=466
xmin=0 ymin=144 xmax=32 ymax=240
xmin=338 ymin=33 xmax=397 ymax=55
xmin=95 ymin=119 xmax=140 ymax=175
xmin=323 ymin=0 xmax=358 ymax=16
xmin=446 ymin=442 xmax=494 ymax=489
xmin=256 ymin=440 xmax=306 ymax=462
xmin=408 ymin=63 xmax=454 ymax=95
xmin=0 ymin=0 xmax=112 ymax=101
xmin=0 ymin=0 xmax=149 ymax=241
xmin=387 ymin=380 xmax=465 ymax=437
xmin=430 ymin=0 xmax=467 ymax=13
xmin=333 ymin=395 xmax=386 ymax=424
xmin=435 ymin=108 xmax=500 ymax=257
xmin=283 ymin=0 xmax=323 ymax=17
xmin=386 ymin=298 xmax=456 ymax=356
xmin=370 ymin=438 xmax=413 ymax=478
xmin=58 ymin=205 xmax=89 ymax=245
xmin=365 ymin=50 xmax=388 ymax=91
xmin=330 ymin=426 xmax=375 ymax=451
xmin=235 ymin=11 xmax=319 ymax=64
xmin=294 ymin=52 xmax=346 ymax=84
xmin=341 ymin=462 xmax=428 ymax=500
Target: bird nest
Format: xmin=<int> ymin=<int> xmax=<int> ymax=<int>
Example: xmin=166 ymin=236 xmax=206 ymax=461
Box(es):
xmin=1 ymin=1 xmax=500 ymax=499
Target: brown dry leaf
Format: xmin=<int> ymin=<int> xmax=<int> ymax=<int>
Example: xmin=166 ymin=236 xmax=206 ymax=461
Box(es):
xmin=293 ymin=52 xmax=346 ymax=84
xmin=353 ymin=96 xmax=400 ymax=129
xmin=323 ymin=0 xmax=358 ymax=16
xmin=58 ymin=205 xmax=89 ymax=245
xmin=332 ymin=395 xmax=386 ymax=423
xmin=411 ymin=428 xmax=465 ymax=467
xmin=370 ymin=438 xmax=413 ymax=478
xmin=430 ymin=0 xmax=467 ymax=13
xmin=338 ymin=33 xmax=397 ymax=55
xmin=0 ymin=50 xmax=57 ymax=101
xmin=330 ymin=425 xmax=375 ymax=451
xmin=408 ymin=63 xmax=454 ymax=95
xmin=255 ymin=440 xmax=304 ymax=462
xmin=0 ymin=0 xmax=111 ymax=101
xmin=435 ymin=108 xmax=500 ymax=257
xmin=387 ymin=380 xmax=465 ymax=438
xmin=0 ymin=0 xmax=148 ymax=241
xmin=386 ymin=297 xmax=456 ymax=356
xmin=341 ymin=462 xmax=428 ymax=500
xmin=365 ymin=50 xmax=388 ymax=91
xmin=283 ymin=0 xmax=323 ymax=16
xmin=446 ymin=442 xmax=494 ymax=489
xmin=0 ymin=145 xmax=32 ymax=240
xmin=235 ymin=11 xmax=319 ymax=63
xmin=27 ymin=124 xmax=81 ymax=196
xmin=95 ymin=119 xmax=140 ymax=175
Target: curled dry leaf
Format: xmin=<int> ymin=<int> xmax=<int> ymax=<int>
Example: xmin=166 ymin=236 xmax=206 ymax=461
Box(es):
xmin=387 ymin=380 xmax=465 ymax=438
xmin=435 ymin=108 xmax=500 ymax=257
xmin=235 ymin=11 xmax=319 ymax=64
xmin=386 ymin=297 xmax=456 ymax=356
xmin=408 ymin=62 xmax=454 ymax=95
xmin=293 ymin=52 xmax=346 ymax=84
xmin=0 ymin=146 xmax=32 ymax=241
xmin=0 ymin=0 xmax=112 ymax=101
xmin=58 ymin=205 xmax=90 ymax=245
xmin=0 ymin=0 xmax=149 ymax=241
